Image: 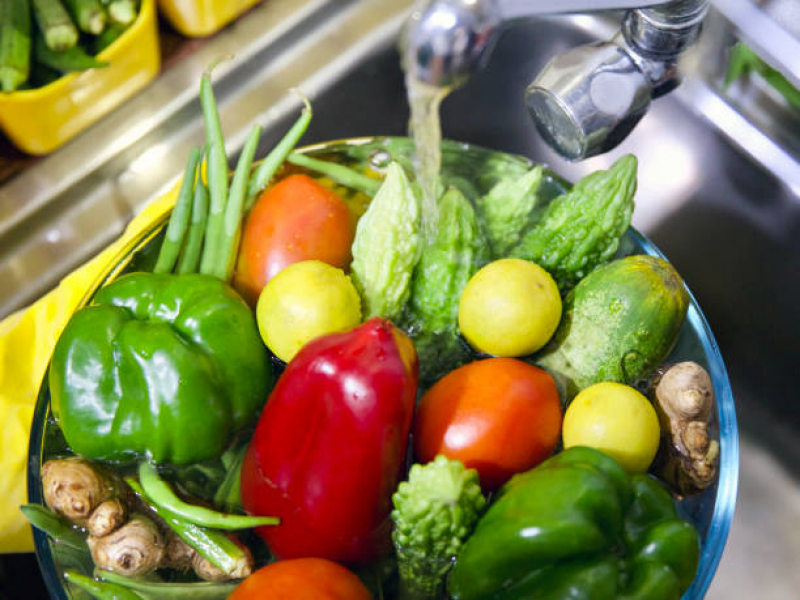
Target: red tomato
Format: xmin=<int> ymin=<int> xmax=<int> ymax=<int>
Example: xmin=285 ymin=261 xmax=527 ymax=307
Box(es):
xmin=233 ymin=174 xmax=356 ymax=304
xmin=414 ymin=358 xmax=562 ymax=491
xmin=228 ymin=558 xmax=371 ymax=600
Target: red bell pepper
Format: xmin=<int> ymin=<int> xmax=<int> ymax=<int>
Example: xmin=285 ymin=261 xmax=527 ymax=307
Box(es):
xmin=240 ymin=317 xmax=418 ymax=564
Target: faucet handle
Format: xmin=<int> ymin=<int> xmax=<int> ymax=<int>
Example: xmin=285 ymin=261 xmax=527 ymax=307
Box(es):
xmin=400 ymin=0 xmax=502 ymax=89
xmin=525 ymin=42 xmax=652 ymax=161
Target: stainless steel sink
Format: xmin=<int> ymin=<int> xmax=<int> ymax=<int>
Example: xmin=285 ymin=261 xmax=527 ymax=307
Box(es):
xmin=1 ymin=1 xmax=799 ymax=596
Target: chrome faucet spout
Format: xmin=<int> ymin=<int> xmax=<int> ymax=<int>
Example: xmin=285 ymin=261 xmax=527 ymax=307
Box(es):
xmin=400 ymin=0 xmax=709 ymax=160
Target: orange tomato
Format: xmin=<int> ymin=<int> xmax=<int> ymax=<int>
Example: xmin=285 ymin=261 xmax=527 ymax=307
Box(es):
xmin=414 ymin=358 xmax=562 ymax=491
xmin=233 ymin=174 xmax=356 ymax=305
xmin=228 ymin=558 xmax=371 ymax=600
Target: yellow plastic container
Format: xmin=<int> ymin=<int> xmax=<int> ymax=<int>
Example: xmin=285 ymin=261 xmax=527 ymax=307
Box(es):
xmin=0 ymin=0 xmax=160 ymax=156
xmin=158 ymin=0 xmax=263 ymax=37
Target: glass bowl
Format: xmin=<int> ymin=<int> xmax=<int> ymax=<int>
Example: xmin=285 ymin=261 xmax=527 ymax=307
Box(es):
xmin=28 ymin=138 xmax=738 ymax=599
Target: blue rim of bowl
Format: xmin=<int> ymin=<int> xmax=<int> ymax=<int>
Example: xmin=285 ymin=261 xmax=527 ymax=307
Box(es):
xmin=630 ymin=228 xmax=739 ymax=599
xmin=27 ymin=140 xmax=739 ymax=599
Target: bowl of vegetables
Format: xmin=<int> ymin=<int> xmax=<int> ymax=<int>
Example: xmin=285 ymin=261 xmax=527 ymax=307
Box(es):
xmin=0 ymin=0 xmax=158 ymax=155
xmin=26 ymin=76 xmax=737 ymax=599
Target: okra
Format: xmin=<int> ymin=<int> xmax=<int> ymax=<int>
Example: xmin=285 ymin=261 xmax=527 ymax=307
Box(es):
xmin=33 ymin=0 xmax=79 ymax=51
xmin=0 ymin=0 xmax=33 ymax=92
xmin=34 ymin=33 xmax=108 ymax=72
xmin=63 ymin=0 xmax=106 ymax=34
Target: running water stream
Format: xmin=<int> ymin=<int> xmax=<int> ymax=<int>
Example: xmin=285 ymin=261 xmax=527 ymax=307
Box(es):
xmin=406 ymin=75 xmax=451 ymax=242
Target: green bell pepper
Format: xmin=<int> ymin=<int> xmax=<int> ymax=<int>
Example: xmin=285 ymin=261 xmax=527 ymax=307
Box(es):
xmin=448 ymin=446 xmax=700 ymax=600
xmin=50 ymin=273 xmax=272 ymax=465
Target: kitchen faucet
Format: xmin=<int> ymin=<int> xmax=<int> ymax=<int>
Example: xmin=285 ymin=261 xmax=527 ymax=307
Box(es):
xmin=401 ymin=0 xmax=709 ymax=160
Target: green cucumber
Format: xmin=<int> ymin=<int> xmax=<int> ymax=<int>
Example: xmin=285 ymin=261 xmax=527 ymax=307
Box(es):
xmin=536 ymin=254 xmax=689 ymax=400
xmin=405 ymin=187 xmax=487 ymax=382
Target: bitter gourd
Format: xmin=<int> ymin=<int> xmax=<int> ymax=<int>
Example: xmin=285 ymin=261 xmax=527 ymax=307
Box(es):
xmin=511 ymin=154 xmax=637 ymax=292
xmin=405 ymin=187 xmax=488 ymax=382
xmin=476 ymin=165 xmax=544 ymax=257
xmin=351 ymin=162 xmax=421 ymax=321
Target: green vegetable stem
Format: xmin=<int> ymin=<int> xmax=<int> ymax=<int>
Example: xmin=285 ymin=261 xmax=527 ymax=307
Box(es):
xmin=33 ymin=0 xmax=79 ymax=51
xmin=137 ymin=462 xmax=278 ymax=530
xmin=65 ymin=571 xmax=144 ymax=600
xmin=391 ymin=456 xmax=485 ymax=600
xmin=19 ymin=504 xmax=88 ymax=550
xmin=125 ymin=477 xmax=254 ymax=580
xmin=0 ymin=0 xmax=32 ymax=92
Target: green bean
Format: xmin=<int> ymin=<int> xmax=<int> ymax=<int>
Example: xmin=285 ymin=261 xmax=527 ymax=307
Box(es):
xmin=218 ymin=124 xmax=262 ymax=281
xmin=65 ymin=571 xmax=143 ymax=600
xmin=198 ymin=143 xmax=228 ymax=277
xmin=245 ymin=93 xmax=313 ymax=209
xmin=137 ymin=462 xmax=278 ymax=530
xmin=287 ymin=152 xmax=381 ymax=196
xmin=213 ymin=443 xmax=247 ymax=512
xmin=199 ymin=70 xmax=225 ymax=152
xmin=176 ymin=181 xmax=209 ymax=275
xmin=96 ymin=569 xmax=239 ymax=600
xmin=154 ymin=147 xmax=202 ymax=275
xmin=20 ymin=504 xmax=87 ymax=550
xmin=125 ymin=478 xmax=249 ymax=578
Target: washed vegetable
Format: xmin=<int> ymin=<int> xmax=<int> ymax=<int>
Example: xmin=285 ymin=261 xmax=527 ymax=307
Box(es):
xmin=256 ymin=260 xmax=361 ymax=362
xmin=350 ymin=162 xmax=421 ymax=320
xmin=286 ymin=152 xmax=382 ymax=196
xmin=50 ymin=273 xmax=272 ymax=465
xmin=34 ymin=33 xmax=108 ymax=72
xmin=137 ymin=462 xmax=277 ymax=530
xmin=0 ymin=0 xmax=32 ymax=92
xmin=33 ymin=0 xmax=79 ymax=51
xmin=511 ymin=154 xmax=637 ymax=292
xmin=87 ymin=499 xmax=126 ymax=538
xmin=228 ymin=558 xmax=372 ymax=600
xmin=233 ymin=174 xmax=356 ymax=305
xmin=20 ymin=504 xmax=87 ymax=550
xmin=391 ymin=455 xmax=486 ymax=599
xmin=647 ymin=362 xmax=719 ymax=496
xmin=104 ymin=0 xmax=137 ymax=26
xmin=458 ymin=258 xmax=562 ymax=357
xmin=405 ymin=187 xmax=488 ymax=381
xmin=536 ymin=254 xmax=689 ymax=399
xmin=241 ymin=318 xmax=418 ymax=563
xmin=415 ymin=358 xmax=562 ymax=491
xmin=126 ymin=477 xmax=254 ymax=580
xmin=476 ymin=165 xmax=543 ymax=257
xmin=64 ymin=570 xmax=143 ymax=600
xmin=88 ymin=514 xmax=165 ymax=577
xmin=448 ymin=446 xmax=700 ymax=599
xmin=41 ymin=458 xmax=125 ymax=526
xmin=96 ymin=569 xmax=240 ymax=599
xmin=563 ymin=382 xmax=661 ymax=473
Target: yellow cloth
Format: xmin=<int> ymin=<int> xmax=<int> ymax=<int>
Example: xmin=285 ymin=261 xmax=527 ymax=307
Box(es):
xmin=0 ymin=189 xmax=176 ymax=553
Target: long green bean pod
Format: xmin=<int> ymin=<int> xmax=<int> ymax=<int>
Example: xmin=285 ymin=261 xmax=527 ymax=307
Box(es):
xmin=137 ymin=462 xmax=278 ymax=530
xmin=20 ymin=504 xmax=87 ymax=549
xmin=0 ymin=0 xmax=32 ymax=92
xmin=154 ymin=147 xmax=202 ymax=274
xmin=65 ymin=571 xmax=143 ymax=600
xmin=218 ymin=124 xmax=262 ymax=281
xmin=63 ymin=0 xmax=106 ymax=34
xmin=287 ymin=152 xmax=381 ymax=196
xmin=245 ymin=93 xmax=312 ymax=208
xmin=33 ymin=0 xmax=79 ymax=51
xmin=96 ymin=569 xmax=239 ymax=600
xmin=176 ymin=181 xmax=209 ymax=275
xmin=125 ymin=478 xmax=252 ymax=579
xmin=198 ymin=143 xmax=228 ymax=277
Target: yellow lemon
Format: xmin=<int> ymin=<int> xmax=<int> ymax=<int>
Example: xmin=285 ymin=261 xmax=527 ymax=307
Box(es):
xmin=256 ymin=260 xmax=361 ymax=362
xmin=458 ymin=258 xmax=561 ymax=356
xmin=563 ymin=382 xmax=661 ymax=473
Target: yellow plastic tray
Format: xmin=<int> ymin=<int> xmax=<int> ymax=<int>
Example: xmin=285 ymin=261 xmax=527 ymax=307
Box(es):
xmin=158 ymin=0 xmax=262 ymax=37
xmin=0 ymin=0 xmax=160 ymax=156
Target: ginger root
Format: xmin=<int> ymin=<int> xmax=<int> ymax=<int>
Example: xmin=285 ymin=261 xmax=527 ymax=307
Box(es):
xmin=88 ymin=514 xmax=165 ymax=577
xmin=648 ymin=361 xmax=719 ymax=496
xmin=42 ymin=458 xmax=120 ymax=524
